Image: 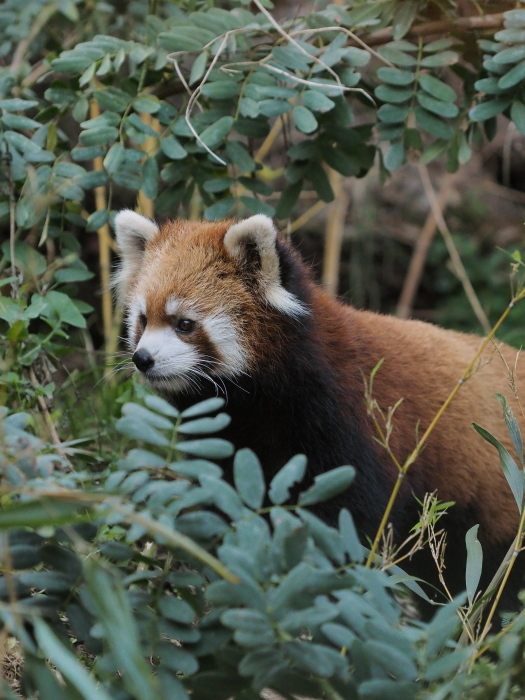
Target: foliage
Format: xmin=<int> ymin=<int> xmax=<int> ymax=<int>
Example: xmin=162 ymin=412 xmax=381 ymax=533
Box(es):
xmin=0 ymin=392 xmax=500 ymax=699
xmin=3 ymin=2 xmax=525 ymax=698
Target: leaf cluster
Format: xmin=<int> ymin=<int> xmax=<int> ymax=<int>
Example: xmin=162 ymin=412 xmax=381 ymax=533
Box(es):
xmin=0 ymin=392 xmax=483 ymax=700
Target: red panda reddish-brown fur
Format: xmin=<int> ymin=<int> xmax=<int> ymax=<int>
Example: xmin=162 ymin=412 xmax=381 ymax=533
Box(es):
xmin=115 ymin=210 xmax=525 ymax=612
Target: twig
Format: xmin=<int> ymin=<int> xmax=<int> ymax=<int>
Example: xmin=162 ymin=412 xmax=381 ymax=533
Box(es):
xmin=418 ymin=164 xmax=491 ymax=335
xmin=179 ymin=33 xmax=230 ymax=166
xmin=289 ymin=26 xmax=396 ymax=68
xmin=397 ymin=173 xmax=455 ymax=319
xmin=255 ymin=114 xmax=287 ymax=163
xmin=9 ymin=2 xmax=58 ymax=74
xmin=366 ymin=12 xmax=506 ymax=47
xmin=286 ymin=200 xmax=327 ymax=235
xmin=252 ymin=0 xmax=344 ymax=89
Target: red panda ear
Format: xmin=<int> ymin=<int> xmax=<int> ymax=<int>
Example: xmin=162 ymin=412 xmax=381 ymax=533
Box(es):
xmin=113 ymin=210 xmax=159 ymax=300
xmin=223 ymin=215 xmax=307 ymax=318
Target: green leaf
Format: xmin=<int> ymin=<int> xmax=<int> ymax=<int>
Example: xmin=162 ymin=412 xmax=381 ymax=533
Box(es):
xmin=493 ymin=45 xmax=525 ymax=64
xmin=33 ymin=620 xmax=112 ymax=700
xmin=418 ymin=74 xmax=456 ymax=102
xmin=259 ymin=99 xmax=292 ymax=118
xmin=416 ymin=92 xmax=459 ymax=118
xmin=414 ymin=107 xmax=453 ymax=138
xmin=378 ymin=104 xmax=410 ymax=124
xmin=103 ymin=142 xmax=125 ymax=174
xmin=160 ymin=135 xmax=187 ymax=160
xmin=204 ymin=197 xmax=235 ymax=220
xmin=240 ymin=197 xmax=275 ymax=217
xmin=339 ymin=509 xmax=364 ymax=562
xmin=292 ymin=105 xmax=318 ymax=134
xmin=1 ymin=114 xmax=41 ymax=130
xmin=178 ymin=413 xmax=231 ymax=435
xmin=177 ymin=438 xmax=234 ymax=459
xmin=226 ymin=141 xmax=256 ymax=172
xmin=199 ymin=116 xmax=234 ymax=150
xmin=364 ymin=640 xmax=418 ymax=680
xmin=158 ymin=595 xmax=196 ymax=623
xmin=133 ymin=95 xmax=161 ymax=113
xmin=180 ymin=397 xmax=225 ymax=418
xmin=298 ymin=466 xmax=355 ymax=506
xmin=309 ymin=165 xmax=334 ymax=202
xmin=377 ymin=46 xmax=417 ymax=67
xmin=221 ymin=609 xmax=274 ymax=647
xmin=86 ymin=210 xmax=108 ymax=232
xmin=392 ymin=1 xmax=419 ymax=41
xmin=79 ymin=126 xmax=118 ymax=146
xmin=469 ymin=98 xmax=512 ymax=121
xmin=158 ymin=27 xmax=215 ymax=53
xmin=499 ymin=60 xmax=525 ymax=89
xmin=511 ymin=100 xmax=525 ymax=135
xmin=269 ymin=455 xmax=307 ymax=504
xmin=275 ymin=180 xmax=302 ymax=218
xmin=160 ymin=642 xmax=198 ymax=676
xmin=473 ymin=423 xmax=524 ymax=511
xmin=359 ymin=679 xmax=417 ymax=700
xmin=0 ymin=98 xmax=38 ymax=111
xmin=93 ymin=87 xmax=130 ymax=112
xmin=375 ymin=85 xmax=412 ymax=104
xmin=203 ymin=177 xmax=234 ymax=193
xmin=384 ymin=142 xmax=405 ymax=171
xmin=233 ymin=448 xmax=265 ymax=510
xmin=0 ymin=297 xmax=22 ymax=324
xmin=144 ymin=394 xmax=180 ymax=418
xmin=45 ymin=290 xmax=87 ymax=328
xmin=0 ymin=499 xmax=89 ymax=529
xmin=377 ymin=67 xmax=414 ymax=86
xmin=72 ymin=145 xmax=105 ymax=161
xmin=141 ymin=157 xmax=159 ymax=200
xmin=84 ymin=562 xmax=160 ymax=700
xmin=116 ymin=416 xmax=170 ymax=446
xmin=190 ymin=52 xmax=208 ymax=85
xmin=420 ymin=51 xmax=458 ymax=67
xmin=496 ymin=393 xmax=524 ymax=465
xmin=122 ymin=402 xmax=174 ymax=430
xmin=201 ymin=81 xmax=241 ymax=100
xmin=465 ymin=524 xmax=483 ymax=606
xmin=302 ymin=90 xmax=335 ymax=113
xmin=126 ymin=113 xmax=158 ymax=136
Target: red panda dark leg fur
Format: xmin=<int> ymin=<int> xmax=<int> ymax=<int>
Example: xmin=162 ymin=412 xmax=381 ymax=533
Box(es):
xmin=115 ymin=211 xmax=525 ymax=616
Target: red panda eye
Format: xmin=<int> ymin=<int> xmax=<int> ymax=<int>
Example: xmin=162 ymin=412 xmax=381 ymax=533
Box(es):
xmin=176 ymin=318 xmax=195 ymax=333
xmin=139 ymin=314 xmax=147 ymax=328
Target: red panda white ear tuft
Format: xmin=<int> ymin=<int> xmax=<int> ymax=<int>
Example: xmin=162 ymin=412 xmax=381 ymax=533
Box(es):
xmin=114 ymin=209 xmax=159 ymax=259
xmin=223 ymin=215 xmax=307 ymax=318
xmin=113 ymin=210 xmax=159 ymax=301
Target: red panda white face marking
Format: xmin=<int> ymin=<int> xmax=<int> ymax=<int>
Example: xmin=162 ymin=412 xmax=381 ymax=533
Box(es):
xmin=114 ymin=211 xmax=307 ymax=393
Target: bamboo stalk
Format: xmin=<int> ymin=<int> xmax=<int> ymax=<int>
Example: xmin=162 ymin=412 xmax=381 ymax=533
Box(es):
xmin=137 ymin=113 xmax=159 ymax=220
xmin=322 ymin=171 xmax=348 ymax=297
xmin=397 ymin=174 xmax=455 ymax=319
xmin=90 ymin=101 xmax=114 ymax=355
xmin=418 ymin=164 xmax=491 ymax=335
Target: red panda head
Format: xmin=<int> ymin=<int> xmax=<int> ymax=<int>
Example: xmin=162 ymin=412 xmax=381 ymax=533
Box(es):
xmin=114 ymin=211 xmax=308 ymax=394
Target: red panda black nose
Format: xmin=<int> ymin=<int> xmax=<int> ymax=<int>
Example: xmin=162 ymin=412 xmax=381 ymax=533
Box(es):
xmin=132 ymin=349 xmax=154 ymax=372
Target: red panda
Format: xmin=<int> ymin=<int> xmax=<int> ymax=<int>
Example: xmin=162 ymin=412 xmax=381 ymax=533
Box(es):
xmin=114 ymin=210 xmax=525 ymax=612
